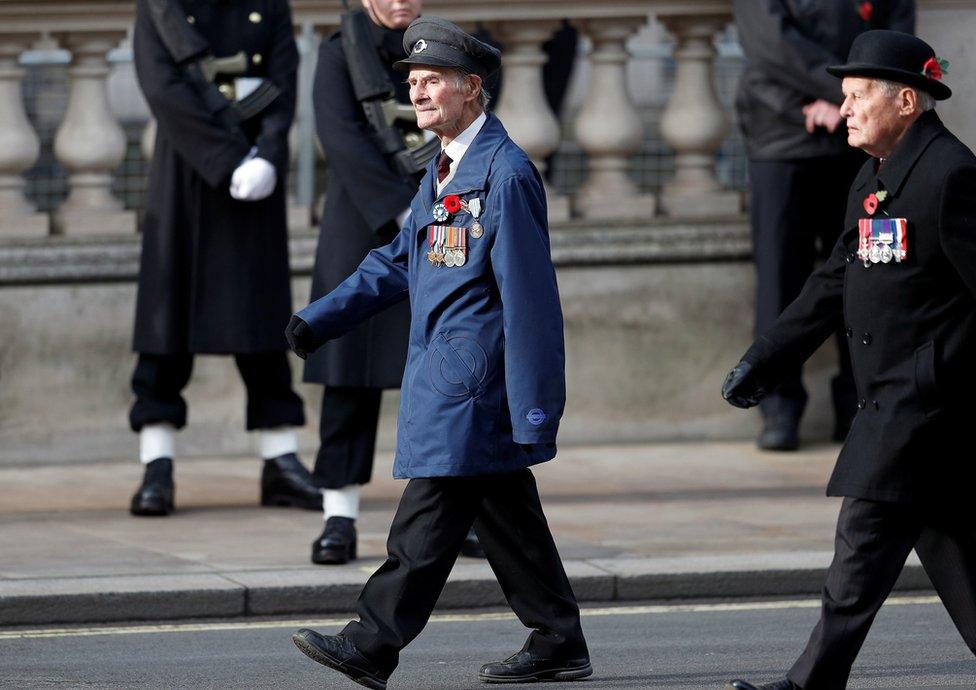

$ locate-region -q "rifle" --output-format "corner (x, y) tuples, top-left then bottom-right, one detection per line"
(340, 0), (438, 178)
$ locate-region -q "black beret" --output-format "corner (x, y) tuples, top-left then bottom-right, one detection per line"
(827, 30), (951, 100)
(393, 16), (501, 79)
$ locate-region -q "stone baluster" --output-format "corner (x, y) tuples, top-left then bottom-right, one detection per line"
(491, 20), (569, 221)
(51, 32), (135, 235)
(572, 18), (656, 220)
(657, 13), (740, 217)
(0, 34), (47, 237)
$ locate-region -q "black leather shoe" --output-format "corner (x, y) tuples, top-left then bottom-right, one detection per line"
(479, 649), (592, 683)
(260, 453), (321, 510)
(130, 457), (174, 516)
(757, 415), (800, 451)
(292, 629), (389, 689)
(460, 527), (486, 559)
(312, 517), (357, 565)
(726, 679), (801, 690)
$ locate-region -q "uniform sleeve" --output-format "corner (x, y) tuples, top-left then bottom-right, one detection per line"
(295, 221), (412, 341)
(488, 171), (566, 444)
(938, 166), (976, 300)
(885, 0), (916, 33)
(742, 229), (850, 384)
(252, 0), (298, 174)
(132, 0), (251, 188)
(312, 36), (417, 234)
(732, 0), (844, 104)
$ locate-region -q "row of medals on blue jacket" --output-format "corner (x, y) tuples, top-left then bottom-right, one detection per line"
(428, 197), (484, 267)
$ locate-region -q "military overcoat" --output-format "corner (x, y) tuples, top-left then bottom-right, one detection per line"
(303, 23), (415, 388)
(132, 0), (297, 354)
(744, 111), (976, 502)
(297, 114), (565, 478)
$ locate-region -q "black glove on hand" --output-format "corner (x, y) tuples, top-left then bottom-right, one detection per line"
(721, 361), (766, 408)
(284, 315), (321, 360)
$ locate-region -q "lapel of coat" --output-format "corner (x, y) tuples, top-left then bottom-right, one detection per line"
(876, 110), (945, 198)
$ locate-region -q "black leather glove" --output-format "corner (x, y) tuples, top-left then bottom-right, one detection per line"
(721, 360), (766, 409)
(284, 315), (321, 360)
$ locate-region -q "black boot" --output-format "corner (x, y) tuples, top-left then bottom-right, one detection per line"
(260, 452), (321, 510)
(130, 457), (174, 516)
(757, 414), (800, 451)
(311, 516), (357, 565)
(292, 629), (390, 689)
(479, 648), (592, 683)
(726, 680), (801, 690)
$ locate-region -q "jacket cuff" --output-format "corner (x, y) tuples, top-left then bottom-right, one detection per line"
(512, 427), (558, 445)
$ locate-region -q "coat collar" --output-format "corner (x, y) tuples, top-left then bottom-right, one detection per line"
(861, 110), (945, 195)
(419, 112), (509, 212)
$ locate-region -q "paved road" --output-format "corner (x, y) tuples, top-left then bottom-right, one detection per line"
(1, 597), (972, 689)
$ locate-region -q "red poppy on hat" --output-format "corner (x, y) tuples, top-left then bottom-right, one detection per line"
(443, 195), (463, 213)
(857, 1), (873, 23)
(922, 56), (943, 80)
(863, 193), (879, 215)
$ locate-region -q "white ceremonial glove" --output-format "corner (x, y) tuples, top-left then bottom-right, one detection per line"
(230, 156), (277, 201)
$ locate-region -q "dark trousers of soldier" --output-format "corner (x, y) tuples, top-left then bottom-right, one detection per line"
(788, 497), (976, 689)
(341, 468), (588, 674)
(311, 387), (381, 489)
(129, 352), (305, 431)
(749, 153), (864, 424)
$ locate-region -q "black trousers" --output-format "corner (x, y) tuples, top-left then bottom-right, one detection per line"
(342, 469), (588, 674)
(749, 154), (862, 422)
(129, 352), (305, 432)
(789, 497), (976, 689)
(311, 387), (382, 489)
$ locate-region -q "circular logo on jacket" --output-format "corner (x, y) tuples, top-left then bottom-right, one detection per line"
(413, 39), (428, 53)
(526, 408), (547, 426)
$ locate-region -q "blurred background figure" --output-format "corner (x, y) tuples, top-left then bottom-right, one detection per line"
(305, 0), (438, 564)
(127, 0), (317, 516)
(732, 0), (915, 451)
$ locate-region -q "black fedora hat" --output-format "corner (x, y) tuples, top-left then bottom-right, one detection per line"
(827, 30), (951, 100)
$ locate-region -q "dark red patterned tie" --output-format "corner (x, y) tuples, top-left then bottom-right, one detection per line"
(437, 150), (453, 184)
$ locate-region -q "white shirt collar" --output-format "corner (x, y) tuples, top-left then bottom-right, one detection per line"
(436, 111), (487, 195)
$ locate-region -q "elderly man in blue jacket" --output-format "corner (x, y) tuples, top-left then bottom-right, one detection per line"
(285, 16), (591, 690)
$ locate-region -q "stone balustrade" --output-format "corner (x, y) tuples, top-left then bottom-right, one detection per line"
(0, 0), (741, 241)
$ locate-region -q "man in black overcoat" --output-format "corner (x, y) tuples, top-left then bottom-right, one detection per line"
(733, 0), (914, 450)
(303, 0), (419, 563)
(128, 0), (319, 515)
(723, 31), (976, 690)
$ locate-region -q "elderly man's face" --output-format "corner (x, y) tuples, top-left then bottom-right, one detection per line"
(840, 77), (912, 157)
(408, 67), (479, 134)
(362, 0), (421, 30)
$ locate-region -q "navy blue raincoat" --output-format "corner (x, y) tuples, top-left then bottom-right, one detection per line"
(296, 113), (565, 478)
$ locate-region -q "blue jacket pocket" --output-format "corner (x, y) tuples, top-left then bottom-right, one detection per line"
(428, 333), (488, 398)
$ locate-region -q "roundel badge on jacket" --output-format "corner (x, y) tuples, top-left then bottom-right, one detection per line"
(526, 408), (547, 426)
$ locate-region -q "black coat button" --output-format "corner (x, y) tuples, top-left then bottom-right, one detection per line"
(846, 327), (853, 338)
(872, 400), (880, 410)
(861, 332), (872, 345)
(846, 252), (855, 264)
(857, 399), (867, 409)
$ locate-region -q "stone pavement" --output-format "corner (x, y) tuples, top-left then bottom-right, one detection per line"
(0, 442), (930, 626)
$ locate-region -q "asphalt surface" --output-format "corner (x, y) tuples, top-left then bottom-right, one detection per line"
(1, 597), (972, 689)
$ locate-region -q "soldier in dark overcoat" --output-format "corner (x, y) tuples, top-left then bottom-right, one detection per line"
(724, 31), (976, 690)
(303, 0), (420, 564)
(733, 0), (915, 450)
(127, 0), (319, 515)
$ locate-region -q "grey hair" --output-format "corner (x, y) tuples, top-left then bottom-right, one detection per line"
(452, 71), (491, 109)
(876, 78), (936, 112)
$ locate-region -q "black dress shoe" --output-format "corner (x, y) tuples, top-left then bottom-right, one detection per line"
(260, 453), (321, 510)
(479, 649), (592, 683)
(292, 629), (389, 689)
(460, 527), (486, 559)
(312, 517), (357, 565)
(757, 415), (800, 451)
(130, 457), (174, 516)
(726, 679), (801, 690)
